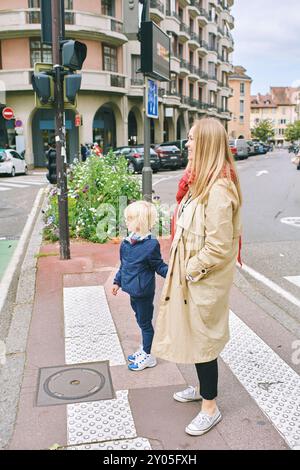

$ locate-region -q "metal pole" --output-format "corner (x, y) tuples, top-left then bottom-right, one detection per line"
(52, 0), (70, 260)
(142, 1), (152, 202)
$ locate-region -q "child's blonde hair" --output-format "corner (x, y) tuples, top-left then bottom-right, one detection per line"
(124, 201), (158, 235)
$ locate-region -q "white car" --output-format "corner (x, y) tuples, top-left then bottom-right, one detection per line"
(0, 149), (28, 176)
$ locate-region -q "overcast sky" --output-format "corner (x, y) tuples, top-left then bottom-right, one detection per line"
(231, 0), (300, 95)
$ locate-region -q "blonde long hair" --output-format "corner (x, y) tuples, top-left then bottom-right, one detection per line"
(189, 118), (242, 205)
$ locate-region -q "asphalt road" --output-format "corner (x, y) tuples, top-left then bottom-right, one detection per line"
(0, 171), (47, 278)
(153, 150), (300, 336)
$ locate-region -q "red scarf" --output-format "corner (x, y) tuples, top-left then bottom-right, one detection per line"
(171, 165), (242, 266)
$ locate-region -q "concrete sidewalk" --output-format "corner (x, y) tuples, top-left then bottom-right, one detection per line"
(5, 237), (300, 450)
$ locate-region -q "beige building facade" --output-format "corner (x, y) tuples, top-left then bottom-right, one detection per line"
(0, 0), (235, 167)
(228, 65), (252, 139)
(251, 87), (300, 145)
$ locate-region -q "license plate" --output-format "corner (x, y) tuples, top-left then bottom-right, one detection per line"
(170, 156), (177, 159)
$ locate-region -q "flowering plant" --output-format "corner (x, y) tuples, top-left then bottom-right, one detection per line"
(43, 150), (142, 243)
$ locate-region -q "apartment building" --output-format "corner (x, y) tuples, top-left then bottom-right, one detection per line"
(251, 87), (300, 145)
(0, 0), (234, 167)
(228, 65), (252, 139)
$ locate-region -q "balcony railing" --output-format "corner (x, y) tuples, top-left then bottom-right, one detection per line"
(180, 95), (190, 106)
(111, 19), (123, 33)
(166, 10), (181, 21)
(150, 0), (165, 14)
(27, 8), (74, 24)
(208, 74), (218, 81)
(199, 8), (210, 20)
(131, 78), (144, 86)
(110, 74), (125, 88)
(199, 39), (209, 50)
(180, 59), (190, 70)
(208, 44), (218, 53)
(180, 22), (190, 35)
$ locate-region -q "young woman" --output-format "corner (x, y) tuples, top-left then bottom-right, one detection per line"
(152, 117), (242, 436)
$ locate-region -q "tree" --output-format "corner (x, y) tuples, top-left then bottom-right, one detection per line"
(284, 121), (300, 142)
(251, 119), (275, 142)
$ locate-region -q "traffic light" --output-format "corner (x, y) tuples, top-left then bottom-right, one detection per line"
(46, 148), (57, 184)
(31, 63), (54, 108)
(65, 74), (82, 104)
(62, 40), (87, 71)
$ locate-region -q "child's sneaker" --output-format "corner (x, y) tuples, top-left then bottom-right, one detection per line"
(127, 346), (144, 363)
(128, 353), (157, 371)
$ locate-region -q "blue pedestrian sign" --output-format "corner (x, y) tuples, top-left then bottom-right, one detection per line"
(146, 79), (158, 119)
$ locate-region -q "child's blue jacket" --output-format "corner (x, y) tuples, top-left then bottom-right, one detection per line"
(113, 235), (168, 298)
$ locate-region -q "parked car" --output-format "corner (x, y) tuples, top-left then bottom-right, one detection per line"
(229, 139), (249, 160)
(0, 149), (28, 176)
(157, 140), (188, 167)
(154, 145), (181, 169)
(113, 146), (160, 174)
(246, 140), (256, 156)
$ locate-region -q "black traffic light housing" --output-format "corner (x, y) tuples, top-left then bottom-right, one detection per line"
(31, 72), (52, 104)
(62, 40), (87, 71)
(65, 74), (82, 104)
(46, 148), (57, 184)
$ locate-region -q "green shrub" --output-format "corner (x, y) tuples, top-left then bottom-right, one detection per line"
(43, 150), (142, 243)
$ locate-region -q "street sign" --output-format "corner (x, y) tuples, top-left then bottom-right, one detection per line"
(146, 79), (158, 119)
(2, 107), (14, 120)
(140, 21), (170, 82)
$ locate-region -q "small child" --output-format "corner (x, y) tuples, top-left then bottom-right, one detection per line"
(112, 200), (168, 371)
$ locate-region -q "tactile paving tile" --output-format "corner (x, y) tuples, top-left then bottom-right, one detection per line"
(65, 333), (126, 366)
(221, 311), (300, 449)
(64, 286), (116, 336)
(67, 437), (152, 450)
(67, 390), (137, 445)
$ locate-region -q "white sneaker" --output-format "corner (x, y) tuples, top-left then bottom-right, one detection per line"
(185, 407), (222, 436)
(128, 353), (157, 371)
(127, 346), (144, 363)
(173, 385), (202, 403)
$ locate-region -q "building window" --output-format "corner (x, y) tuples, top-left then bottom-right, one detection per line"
(239, 115), (244, 123)
(30, 39), (52, 66)
(189, 82), (194, 98)
(102, 0), (115, 17)
(131, 55), (143, 85)
(209, 91), (216, 106)
(240, 100), (244, 113)
(240, 83), (245, 95)
(103, 45), (117, 72)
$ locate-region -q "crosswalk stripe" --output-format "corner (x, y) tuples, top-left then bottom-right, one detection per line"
(221, 311), (300, 449)
(0, 182), (29, 188)
(11, 180), (45, 186)
(0, 187), (11, 191)
(284, 276), (300, 288)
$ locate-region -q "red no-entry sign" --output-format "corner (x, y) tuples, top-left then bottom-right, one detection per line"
(2, 107), (14, 120)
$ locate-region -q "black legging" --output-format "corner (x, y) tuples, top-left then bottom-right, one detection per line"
(195, 358), (218, 400)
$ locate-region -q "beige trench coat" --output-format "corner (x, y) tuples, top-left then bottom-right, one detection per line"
(152, 178), (242, 364)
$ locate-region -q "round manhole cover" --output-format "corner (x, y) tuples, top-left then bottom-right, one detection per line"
(43, 367), (106, 401)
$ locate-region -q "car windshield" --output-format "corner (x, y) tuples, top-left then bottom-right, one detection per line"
(229, 140), (235, 146)
(0, 151), (6, 162)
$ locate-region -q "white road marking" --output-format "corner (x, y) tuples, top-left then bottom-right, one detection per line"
(0, 182), (29, 188)
(0, 187), (10, 191)
(12, 180), (45, 185)
(284, 276), (300, 288)
(239, 263), (300, 309)
(222, 311), (300, 450)
(281, 217), (300, 228)
(256, 170), (269, 176)
(153, 174), (183, 187)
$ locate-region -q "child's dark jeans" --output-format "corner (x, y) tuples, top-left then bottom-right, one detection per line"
(130, 294), (155, 355)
